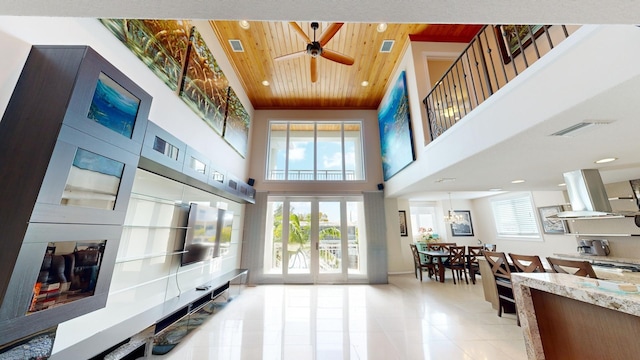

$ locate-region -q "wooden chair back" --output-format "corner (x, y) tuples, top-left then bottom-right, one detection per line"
(427, 242), (456, 252)
(484, 251), (512, 281)
(448, 246), (466, 266)
(546, 257), (597, 278)
(509, 253), (546, 273)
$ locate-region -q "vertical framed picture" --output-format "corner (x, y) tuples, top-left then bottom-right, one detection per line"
(538, 205), (568, 234)
(399, 210), (408, 236)
(495, 25), (547, 64)
(378, 71), (415, 181)
(451, 210), (474, 236)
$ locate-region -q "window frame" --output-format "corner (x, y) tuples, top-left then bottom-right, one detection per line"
(265, 120), (365, 182)
(490, 192), (542, 241)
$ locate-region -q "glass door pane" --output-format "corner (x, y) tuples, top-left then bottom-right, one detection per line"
(264, 201), (283, 274)
(318, 201), (342, 275)
(347, 201), (366, 275)
(288, 201), (311, 274)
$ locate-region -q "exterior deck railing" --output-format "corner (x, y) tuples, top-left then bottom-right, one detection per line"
(269, 169), (357, 181)
(423, 25), (574, 141)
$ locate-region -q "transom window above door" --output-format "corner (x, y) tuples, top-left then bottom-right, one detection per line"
(266, 121), (365, 181)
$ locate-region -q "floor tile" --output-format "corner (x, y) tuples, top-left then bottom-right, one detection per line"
(145, 274), (526, 359)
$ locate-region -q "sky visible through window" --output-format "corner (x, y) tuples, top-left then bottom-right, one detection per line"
(268, 121), (363, 181)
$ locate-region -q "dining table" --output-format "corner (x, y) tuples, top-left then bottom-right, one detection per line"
(418, 250), (450, 283)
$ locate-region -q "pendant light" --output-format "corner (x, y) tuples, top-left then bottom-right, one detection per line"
(444, 192), (463, 224)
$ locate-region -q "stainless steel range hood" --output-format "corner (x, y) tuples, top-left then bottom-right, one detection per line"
(554, 169), (623, 219)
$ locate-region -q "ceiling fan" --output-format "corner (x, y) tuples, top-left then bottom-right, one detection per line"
(275, 22), (355, 83)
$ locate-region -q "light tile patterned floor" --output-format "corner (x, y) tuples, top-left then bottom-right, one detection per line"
(147, 273), (526, 360)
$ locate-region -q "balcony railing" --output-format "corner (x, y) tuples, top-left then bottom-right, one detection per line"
(269, 169), (357, 181)
(423, 25), (574, 141)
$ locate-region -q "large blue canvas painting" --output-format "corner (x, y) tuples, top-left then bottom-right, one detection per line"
(378, 71), (415, 181)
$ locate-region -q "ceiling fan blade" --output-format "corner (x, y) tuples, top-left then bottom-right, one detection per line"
(319, 23), (344, 47)
(321, 49), (354, 66)
(310, 57), (318, 83)
(274, 50), (306, 61)
(288, 21), (311, 43)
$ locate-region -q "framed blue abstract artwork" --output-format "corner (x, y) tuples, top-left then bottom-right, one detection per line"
(378, 71), (415, 181)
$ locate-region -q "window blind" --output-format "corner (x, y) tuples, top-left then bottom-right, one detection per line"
(491, 194), (540, 238)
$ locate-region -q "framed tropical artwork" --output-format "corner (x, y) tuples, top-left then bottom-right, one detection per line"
(378, 71), (415, 181)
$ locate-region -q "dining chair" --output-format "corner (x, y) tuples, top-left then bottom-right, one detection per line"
(445, 246), (468, 284)
(546, 257), (598, 278)
(509, 253), (546, 273)
(466, 245), (484, 284)
(427, 242), (456, 252)
(483, 251), (519, 324)
(409, 244), (438, 281)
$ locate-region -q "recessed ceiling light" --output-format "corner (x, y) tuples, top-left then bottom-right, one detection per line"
(361, 80), (369, 87)
(261, 80), (270, 86)
(489, 188), (502, 191)
(511, 179), (526, 184)
(239, 20), (250, 29)
(376, 23), (387, 32)
(595, 157), (617, 164)
(558, 183), (566, 187)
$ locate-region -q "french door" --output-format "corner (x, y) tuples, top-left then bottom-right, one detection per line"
(264, 196), (366, 283)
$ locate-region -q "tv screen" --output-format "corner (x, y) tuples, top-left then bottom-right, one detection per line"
(181, 203), (219, 266)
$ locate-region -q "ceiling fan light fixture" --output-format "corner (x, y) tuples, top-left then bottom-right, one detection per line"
(377, 23), (388, 32)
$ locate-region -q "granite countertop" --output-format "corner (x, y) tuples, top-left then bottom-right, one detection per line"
(511, 272), (640, 317)
(554, 253), (640, 265)
(512, 272), (640, 359)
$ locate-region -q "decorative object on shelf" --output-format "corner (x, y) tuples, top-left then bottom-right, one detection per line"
(450, 210), (474, 237)
(444, 192), (464, 224)
(399, 210), (408, 237)
(378, 71), (415, 181)
(538, 205), (568, 234)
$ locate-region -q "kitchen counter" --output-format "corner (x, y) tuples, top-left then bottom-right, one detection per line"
(512, 272), (640, 359)
(554, 252), (640, 266)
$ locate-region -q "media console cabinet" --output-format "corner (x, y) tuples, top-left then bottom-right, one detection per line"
(97, 269), (248, 360)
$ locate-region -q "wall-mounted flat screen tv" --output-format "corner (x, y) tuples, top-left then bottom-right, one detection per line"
(88, 72), (141, 138)
(181, 203), (219, 266)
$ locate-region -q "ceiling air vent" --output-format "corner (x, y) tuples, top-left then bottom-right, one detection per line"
(550, 120), (613, 137)
(229, 39), (244, 52)
(380, 40), (394, 53)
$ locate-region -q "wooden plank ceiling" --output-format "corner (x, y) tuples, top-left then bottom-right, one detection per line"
(209, 21), (482, 110)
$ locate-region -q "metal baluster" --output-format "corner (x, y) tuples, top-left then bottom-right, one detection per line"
(543, 25), (554, 50)
(481, 29), (501, 94)
(464, 50), (480, 109)
(527, 25), (541, 60)
(453, 62), (469, 117)
(491, 26), (510, 87)
(514, 26), (530, 68)
(445, 72), (461, 123)
(474, 34), (494, 97)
